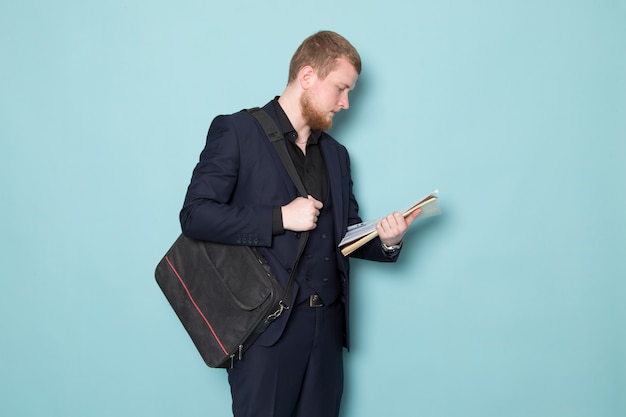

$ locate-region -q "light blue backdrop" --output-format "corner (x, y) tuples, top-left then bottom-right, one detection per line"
(1, 1), (624, 416)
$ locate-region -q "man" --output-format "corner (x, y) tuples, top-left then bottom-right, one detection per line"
(180, 30), (421, 417)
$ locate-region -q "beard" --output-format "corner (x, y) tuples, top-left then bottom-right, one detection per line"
(300, 91), (333, 131)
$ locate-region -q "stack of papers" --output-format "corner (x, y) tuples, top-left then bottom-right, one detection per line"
(339, 190), (441, 256)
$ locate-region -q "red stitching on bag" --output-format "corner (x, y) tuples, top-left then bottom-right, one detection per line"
(165, 255), (229, 357)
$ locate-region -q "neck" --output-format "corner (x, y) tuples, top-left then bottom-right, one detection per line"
(278, 88), (312, 140)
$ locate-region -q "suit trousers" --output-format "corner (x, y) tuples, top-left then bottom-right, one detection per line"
(227, 297), (345, 417)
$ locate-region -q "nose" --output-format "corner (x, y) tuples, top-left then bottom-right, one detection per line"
(339, 91), (350, 110)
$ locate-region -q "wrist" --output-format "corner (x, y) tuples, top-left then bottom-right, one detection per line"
(381, 241), (402, 252)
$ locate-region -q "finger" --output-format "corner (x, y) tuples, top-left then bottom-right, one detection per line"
(404, 208), (422, 226)
(383, 217), (395, 233)
(393, 211), (406, 223)
(375, 220), (386, 237)
(384, 214), (399, 229)
(309, 198), (324, 210)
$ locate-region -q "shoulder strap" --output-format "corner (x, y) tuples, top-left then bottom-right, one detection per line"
(246, 107), (308, 198)
(245, 107), (309, 312)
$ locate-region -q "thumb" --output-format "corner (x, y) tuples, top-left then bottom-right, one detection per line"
(308, 195), (324, 209)
(405, 208), (422, 226)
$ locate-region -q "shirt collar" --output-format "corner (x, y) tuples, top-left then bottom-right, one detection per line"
(272, 97), (322, 144)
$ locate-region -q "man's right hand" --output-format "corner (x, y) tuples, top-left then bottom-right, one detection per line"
(281, 195), (323, 232)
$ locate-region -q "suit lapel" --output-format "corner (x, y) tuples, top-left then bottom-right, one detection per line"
(320, 138), (345, 244)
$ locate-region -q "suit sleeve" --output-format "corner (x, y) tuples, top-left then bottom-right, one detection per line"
(179, 114), (274, 246)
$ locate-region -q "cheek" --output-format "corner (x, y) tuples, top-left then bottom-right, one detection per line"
(319, 90), (340, 107)
(314, 82), (339, 103)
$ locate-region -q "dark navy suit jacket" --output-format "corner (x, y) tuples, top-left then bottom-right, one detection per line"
(180, 101), (398, 348)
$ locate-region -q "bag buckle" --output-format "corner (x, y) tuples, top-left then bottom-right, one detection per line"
(266, 300), (289, 321)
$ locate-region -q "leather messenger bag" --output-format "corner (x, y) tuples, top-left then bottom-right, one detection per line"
(155, 236), (293, 368)
(155, 108), (308, 368)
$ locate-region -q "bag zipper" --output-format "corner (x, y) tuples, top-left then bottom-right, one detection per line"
(229, 344), (244, 368)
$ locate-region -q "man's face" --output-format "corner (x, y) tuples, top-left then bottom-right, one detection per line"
(301, 56), (358, 131)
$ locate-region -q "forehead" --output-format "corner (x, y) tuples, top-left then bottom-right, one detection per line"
(324, 57), (359, 89)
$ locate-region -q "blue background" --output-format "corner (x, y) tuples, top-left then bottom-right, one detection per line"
(1, 1), (624, 416)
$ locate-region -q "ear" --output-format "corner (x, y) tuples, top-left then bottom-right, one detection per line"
(298, 65), (316, 90)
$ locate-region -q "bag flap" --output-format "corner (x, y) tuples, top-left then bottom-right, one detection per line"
(159, 235), (278, 311)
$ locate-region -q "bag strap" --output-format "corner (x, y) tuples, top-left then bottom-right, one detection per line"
(246, 107), (309, 313)
(246, 107), (308, 197)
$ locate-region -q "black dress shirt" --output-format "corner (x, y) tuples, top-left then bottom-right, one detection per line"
(271, 98), (329, 235)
